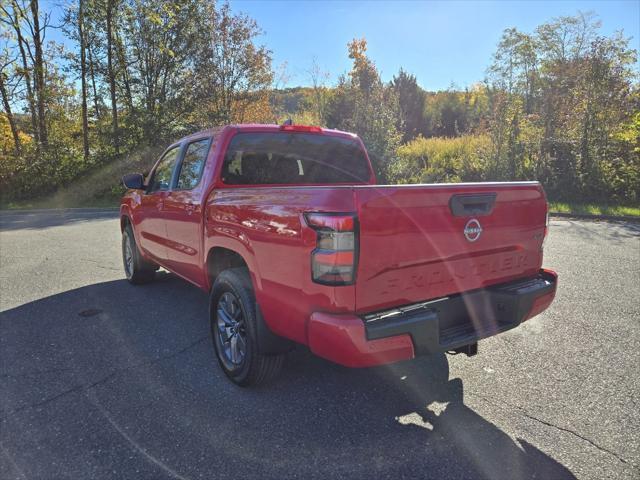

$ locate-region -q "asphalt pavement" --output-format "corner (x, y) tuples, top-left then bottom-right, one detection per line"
(1, 209), (638, 479)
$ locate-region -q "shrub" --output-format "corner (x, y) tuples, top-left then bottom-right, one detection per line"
(389, 134), (493, 184)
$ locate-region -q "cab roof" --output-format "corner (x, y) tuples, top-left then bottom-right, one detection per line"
(178, 124), (359, 143)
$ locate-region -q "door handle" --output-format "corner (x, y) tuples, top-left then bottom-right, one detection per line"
(157, 199), (164, 210)
(185, 203), (196, 215)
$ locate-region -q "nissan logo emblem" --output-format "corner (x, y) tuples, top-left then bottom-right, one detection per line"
(464, 218), (482, 242)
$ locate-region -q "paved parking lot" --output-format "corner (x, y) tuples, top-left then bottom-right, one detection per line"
(1, 210), (638, 479)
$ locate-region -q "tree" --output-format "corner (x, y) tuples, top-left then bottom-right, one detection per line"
(105, 0), (119, 154)
(0, 55), (21, 155)
(306, 57), (331, 125)
(1, 0), (40, 152)
(119, 0), (208, 141)
(391, 69), (426, 141)
(1, 4), (637, 208)
(84, 6), (102, 120)
(424, 91), (464, 137)
(29, 0), (47, 147)
(78, 0), (89, 161)
(536, 11), (600, 63)
(326, 38), (401, 181)
(202, 1), (273, 125)
(487, 12), (638, 200)
(488, 28), (538, 112)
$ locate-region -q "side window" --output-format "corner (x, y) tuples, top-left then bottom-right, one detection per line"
(176, 138), (211, 190)
(148, 146), (181, 193)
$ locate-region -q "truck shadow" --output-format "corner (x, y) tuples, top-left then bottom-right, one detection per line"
(279, 349), (576, 480)
(0, 273), (575, 479)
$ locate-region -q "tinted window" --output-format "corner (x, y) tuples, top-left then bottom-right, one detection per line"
(177, 139), (210, 190)
(221, 132), (371, 185)
(148, 146), (180, 192)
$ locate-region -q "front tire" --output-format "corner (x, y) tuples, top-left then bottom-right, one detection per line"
(210, 268), (284, 386)
(122, 225), (156, 284)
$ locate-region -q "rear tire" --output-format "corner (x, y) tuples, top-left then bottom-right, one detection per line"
(122, 225), (156, 284)
(210, 268), (285, 386)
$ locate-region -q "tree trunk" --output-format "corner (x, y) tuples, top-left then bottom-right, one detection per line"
(106, 0), (119, 155)
(17, 41), (38, 148)
(115, 31), (134, 113)
(0, 72), (22, 155)
(9, 1), (39, 151)
(78, 0), (90, 162)
(30, 0), (48, 148)
(86, 42), (100, 119)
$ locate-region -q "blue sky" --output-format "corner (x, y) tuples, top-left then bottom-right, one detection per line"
(43, 0), (639, 91)
(229, 0), (640, 90)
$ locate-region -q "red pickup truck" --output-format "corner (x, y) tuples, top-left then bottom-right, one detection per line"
(120, 124), (557, 386)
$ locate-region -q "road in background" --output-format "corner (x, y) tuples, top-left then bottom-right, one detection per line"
(1, 210), (639, 479)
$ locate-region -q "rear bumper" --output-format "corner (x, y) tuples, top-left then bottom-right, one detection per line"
(308, 269), (557, 367)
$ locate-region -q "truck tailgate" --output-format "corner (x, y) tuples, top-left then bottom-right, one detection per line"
(354, 182), (547, 314)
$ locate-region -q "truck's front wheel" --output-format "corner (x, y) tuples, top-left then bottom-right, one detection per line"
(122, 225), (156, 284)
(210, 268), (284, 386)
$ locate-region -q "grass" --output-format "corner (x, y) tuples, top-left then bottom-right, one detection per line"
(549, 202), (640, 218)
(1, 145), (163, 212)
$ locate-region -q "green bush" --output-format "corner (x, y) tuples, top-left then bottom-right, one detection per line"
(389, 135), (493, 184)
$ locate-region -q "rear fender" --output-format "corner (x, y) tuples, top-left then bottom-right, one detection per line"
(205, 237), (293, 355)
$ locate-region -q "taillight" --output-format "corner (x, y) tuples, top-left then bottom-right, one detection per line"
(305, 212), (357, 285)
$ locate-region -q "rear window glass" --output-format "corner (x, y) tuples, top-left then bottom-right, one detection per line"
(221, 132), (371, 185)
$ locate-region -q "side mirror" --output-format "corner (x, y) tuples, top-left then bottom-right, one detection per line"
(122, 173), (145, 190)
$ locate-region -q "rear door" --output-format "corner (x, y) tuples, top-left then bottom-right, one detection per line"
(163, 137), (213, 285)
(138, 145), (182, 262)
(353, 183), (547, 314)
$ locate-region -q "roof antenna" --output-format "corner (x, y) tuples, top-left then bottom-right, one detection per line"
(282, 118), (293, 126)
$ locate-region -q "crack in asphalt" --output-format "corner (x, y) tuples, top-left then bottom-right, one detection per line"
(0, 336), (209, 422)
(94, 265), (121, 272)
(474, 393), (638, 472)
(517, 409), (638, 471)
(79, 257), (121, 271)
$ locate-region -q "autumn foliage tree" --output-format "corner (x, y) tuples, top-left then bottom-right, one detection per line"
(485, 12), (639, 201)
(0, 0), (274, 200)
(391, 12), (638, 204)
(326, 38), (401, 181)
(0, 6), (637, 206)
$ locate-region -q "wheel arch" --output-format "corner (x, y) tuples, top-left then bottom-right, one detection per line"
(206, 247), (250, 289)
(206, 246), (293, 355)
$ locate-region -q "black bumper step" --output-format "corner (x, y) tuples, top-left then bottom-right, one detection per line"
(363, 270), (557, 355)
